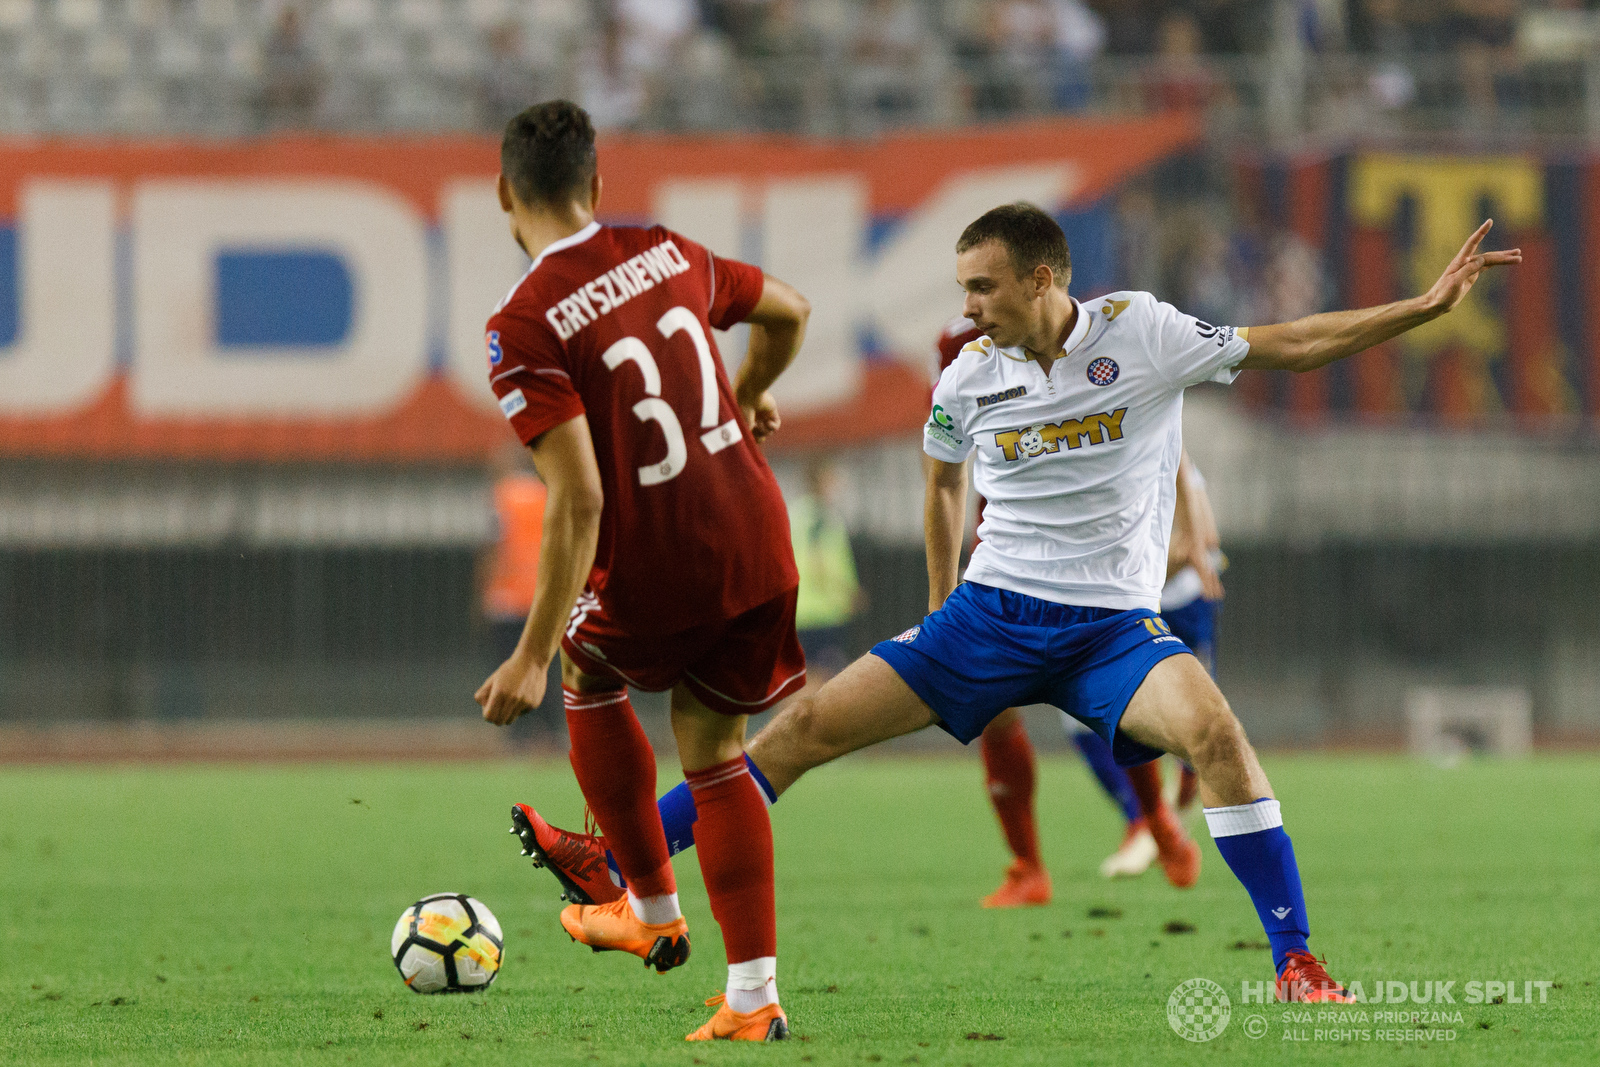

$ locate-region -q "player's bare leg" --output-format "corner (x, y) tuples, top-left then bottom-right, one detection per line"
(552, 656), (691, 973)
(671, 689), (788, 1041)
(748, 653), (938, 796)
(976, 708), (1050, 908)
(1118, 655), (1351, 1002)
(1117, 654), (1268, 805)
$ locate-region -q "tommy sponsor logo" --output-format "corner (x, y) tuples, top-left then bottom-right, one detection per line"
(498, 388), (527, 419)
(545, 240), (694, 341)
(994, 408), (1127, 461)
(976, 385), (1027, 408)
(1195, 321), (1238, 348)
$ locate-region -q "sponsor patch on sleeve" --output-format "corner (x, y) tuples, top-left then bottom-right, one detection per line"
(498, 388), (527, 419)
(926, 403), (962, 448)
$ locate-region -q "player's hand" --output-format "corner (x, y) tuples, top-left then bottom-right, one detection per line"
(1193, 544), (1225, 601)
(739, 389), (781, 443)
(1423, 220), (1521, 316)
(475, 653), (547, 726)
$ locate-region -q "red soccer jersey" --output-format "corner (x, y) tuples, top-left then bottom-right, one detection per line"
(933, 315), (982, 381)
(933, 315), (987, 539)
(486, 222), (797, 635)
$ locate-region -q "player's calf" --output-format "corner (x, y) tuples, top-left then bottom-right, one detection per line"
(1183, 701), (1266, 808)
(1121, 657), (1332, 983)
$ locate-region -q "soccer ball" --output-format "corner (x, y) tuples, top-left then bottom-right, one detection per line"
(390, 893), (503, 994)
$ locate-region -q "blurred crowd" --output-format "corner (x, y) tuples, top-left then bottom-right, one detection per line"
(1117, 166), (1329, 342)
(0, 0), (1593, 135)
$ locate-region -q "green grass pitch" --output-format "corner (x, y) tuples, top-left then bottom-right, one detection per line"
(3, 753), (1597, 1065)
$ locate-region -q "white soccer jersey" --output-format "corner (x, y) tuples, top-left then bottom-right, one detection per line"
(924, 291), (1248, 611)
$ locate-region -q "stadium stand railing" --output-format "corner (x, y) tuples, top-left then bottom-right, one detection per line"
(0, 0), (1598, 140)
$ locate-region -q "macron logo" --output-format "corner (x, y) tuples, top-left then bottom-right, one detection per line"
(1272, 907), (1293, 919)
(499, 388), (527, 420)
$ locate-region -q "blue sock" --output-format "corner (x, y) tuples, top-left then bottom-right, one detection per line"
(657, 775), (700, 856)
(1071, 729), (1141, 824)
(1204, 798), (1310, 973)
(604, 752), (777, 885)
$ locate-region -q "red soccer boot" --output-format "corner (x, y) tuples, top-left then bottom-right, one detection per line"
(510, 803), (625, 905)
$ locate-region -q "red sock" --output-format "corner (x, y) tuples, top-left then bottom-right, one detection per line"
(1177, 764), (1199, 809)
(685, 756), (776, 963)
(1125, 759), (1168, 820)
(563, 688), (675, 898)
(980, 716), (1040, 865)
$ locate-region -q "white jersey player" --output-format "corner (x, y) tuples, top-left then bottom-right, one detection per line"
(697, 203), (1517, 1003)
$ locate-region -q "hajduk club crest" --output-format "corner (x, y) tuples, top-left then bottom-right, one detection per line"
(1086, 357), (1119, 386)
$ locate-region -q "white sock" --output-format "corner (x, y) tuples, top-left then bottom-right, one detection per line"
(626, 890), (681, 926)
(724, 957), (779, 1013)
(1203, 798), (1283, 838)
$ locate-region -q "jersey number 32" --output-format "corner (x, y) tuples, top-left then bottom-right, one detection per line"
(602, 306), (743, 487)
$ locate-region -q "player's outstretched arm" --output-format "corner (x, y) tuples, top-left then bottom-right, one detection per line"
(476, 416), (604, 726)
(924, 455), (969, 613)
(734, 274), (810, 442)
(1238, 220), (1521, 373)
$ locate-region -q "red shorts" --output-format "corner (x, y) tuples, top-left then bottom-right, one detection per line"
(561, 587), (807, 717)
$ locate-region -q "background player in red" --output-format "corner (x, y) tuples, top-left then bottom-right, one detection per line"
(472, 100), (811, 1043)
(931, 316), (1201, 907)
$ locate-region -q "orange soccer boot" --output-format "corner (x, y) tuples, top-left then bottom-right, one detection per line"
(685, 992), (789, 1042)
(510, 803), (625, 906)
(1147, 805), (1202, 889)
(981, 858), (1052, 908)
(1276, 951), (1356, 1003)
(559, 896), (691, 973)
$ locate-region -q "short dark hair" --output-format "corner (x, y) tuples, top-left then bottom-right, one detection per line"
(956, 202), (1071, 288)
(501, 100), (597, 208)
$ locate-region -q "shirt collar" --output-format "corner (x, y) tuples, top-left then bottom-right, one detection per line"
(1058, 298), (1090, 357)
(529, 220), (601, 273)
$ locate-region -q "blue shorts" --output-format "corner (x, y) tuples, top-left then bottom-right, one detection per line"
(871, 582), (1193, 766)
(1163, 598), (1218, 678)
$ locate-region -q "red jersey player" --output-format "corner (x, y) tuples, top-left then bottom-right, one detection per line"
(473, 101), (810, 1043)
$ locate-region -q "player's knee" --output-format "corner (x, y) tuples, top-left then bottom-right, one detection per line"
(1187, 694), (1246, 774)
(560, 653), (621, 694)
(780, 694), (825, 748)
(774, 693), (845, 763)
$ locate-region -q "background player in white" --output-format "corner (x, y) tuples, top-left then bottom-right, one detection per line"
(739, 203), (1519, 1002)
